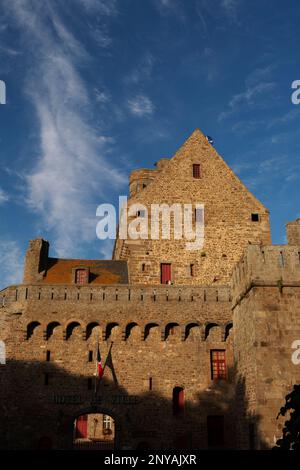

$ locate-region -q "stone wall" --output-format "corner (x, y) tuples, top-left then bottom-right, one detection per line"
(232, 244), (300, 449)
(0, 283), (234, 450)
(114, 129), (271, 286)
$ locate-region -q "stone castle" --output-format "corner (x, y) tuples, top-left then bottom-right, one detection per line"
(1, 129), (300, 450)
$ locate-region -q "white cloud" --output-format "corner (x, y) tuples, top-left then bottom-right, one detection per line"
(0, 240), (23, 289)
(128, 95), (155, 117)
(0, 188), (9, 204)
(6, 1), (126, 257)
(229, 82), (275, 108)
(219, 63), (277, 122)
(219, 82), (276, 121)
(94, 88), (111, 104)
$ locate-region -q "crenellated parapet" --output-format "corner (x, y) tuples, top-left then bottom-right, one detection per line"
(0, 283), (231, 306)
(231, 244), (300, 307)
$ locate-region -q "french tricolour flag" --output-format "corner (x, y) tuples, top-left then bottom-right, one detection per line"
(96, 342), (104, 379)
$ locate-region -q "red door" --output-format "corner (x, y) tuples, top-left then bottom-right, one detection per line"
(161, 263), (172, 284)
(75, 415), (88, 438)
(173, 387), (184, 415)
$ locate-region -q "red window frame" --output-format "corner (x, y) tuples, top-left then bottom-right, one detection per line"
(75, 269), (88, 285)
(211, 350), (226, 380)
(193, 164), (201, 179)
(161, 263), (172, 284)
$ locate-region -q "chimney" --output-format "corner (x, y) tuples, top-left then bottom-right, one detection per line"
(23, 238), (49, 284)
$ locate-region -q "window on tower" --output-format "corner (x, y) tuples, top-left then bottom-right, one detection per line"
(210, 350), (227, 380)
(193, 164), (201, 178)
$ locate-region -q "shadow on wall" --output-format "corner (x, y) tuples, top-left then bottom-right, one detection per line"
(0, 358), (268, 450)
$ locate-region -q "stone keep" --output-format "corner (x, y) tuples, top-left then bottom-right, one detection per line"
(0, 129), (299, 450)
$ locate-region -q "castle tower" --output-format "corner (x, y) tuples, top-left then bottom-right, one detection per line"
(232, 222), (300, 448)
(113, 129), (271, 285)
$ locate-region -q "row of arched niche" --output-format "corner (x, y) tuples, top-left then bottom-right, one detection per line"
(25, 321), (233, 342)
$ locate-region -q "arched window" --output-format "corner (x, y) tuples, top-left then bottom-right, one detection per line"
(225, 323), (233, 341)
(144, 323), (159, 340)
(0, 341), (5, 365)
(26, 321), (41, 340)
(173, 387), (184, 416)
(65, 322), (81, 340)
(86, 322), (100, 340)
(46, 321), (61, 340)
(106, 323), (119, 340)
(124, 322), (139, 340)
(165, 323), (179, 340)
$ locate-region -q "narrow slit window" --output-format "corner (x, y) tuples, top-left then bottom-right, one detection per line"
(193, 164), (201, 179)
(190, 264), (195, 276)
(88, 350), (93, 362)
(46, 350), (51, 362)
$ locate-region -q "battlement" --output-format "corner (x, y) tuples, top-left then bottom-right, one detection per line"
(0, 283), (231, 307)
(231, 244), (300, 306)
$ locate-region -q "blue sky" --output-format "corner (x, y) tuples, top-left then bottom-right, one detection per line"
(0, 0), (300, 288)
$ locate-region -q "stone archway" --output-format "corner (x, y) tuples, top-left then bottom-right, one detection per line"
(71, 408), (121, 450)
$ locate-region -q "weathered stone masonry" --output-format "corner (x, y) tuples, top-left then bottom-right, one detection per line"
(0, 129), (299, 450)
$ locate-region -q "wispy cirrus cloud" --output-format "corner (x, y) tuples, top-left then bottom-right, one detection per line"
(219, 64), (276, 122)
(0, 188), (9, 205)
(0, 239), (23, 289)
(6, 0), (125, 257)
(128, 94), (155, 117)
(125, 54), (155, 85)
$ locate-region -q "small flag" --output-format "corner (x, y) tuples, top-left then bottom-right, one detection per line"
(96, 342), (104, 379)
(206, 135), (214, 145)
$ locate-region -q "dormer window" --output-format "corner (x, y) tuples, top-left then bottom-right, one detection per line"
(193, 164), (201, 179)
(75, 268), (89, 285)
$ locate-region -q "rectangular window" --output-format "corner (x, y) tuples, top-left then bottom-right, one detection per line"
(211, 350), (226, 380)
(190, 264), (195, 276)
(207, 416), (224, 447)
(251, 213), (259, 222)
(161, 263), (172, 284)
(195, 208), (203, 224)
(193, 164), (201, 179)
(75, 269), (88, 285)
(149, 377), (153, 391)
(88, 350), (93, 362)
(46, 350), (51, 362)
